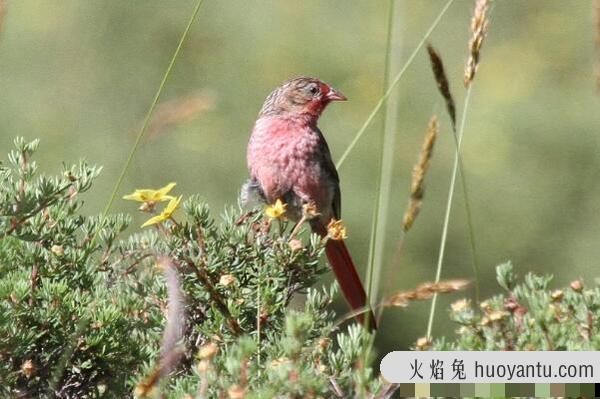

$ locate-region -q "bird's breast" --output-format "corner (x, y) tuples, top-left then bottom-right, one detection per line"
(247, 117), (330, 209)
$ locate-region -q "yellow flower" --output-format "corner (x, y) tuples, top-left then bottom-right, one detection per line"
(570, 279), (583, 293)
(451, 298), (470, 313)
(123, 182), (176, 203)
(302, 202), (319, 218)
(228, 385), (245, 399)
(551, 289), (564, 301)
(51, 245), (64, 256)
(488, 310), (509, 322)
(269, 357), (291, 369)
(141, 195), (182, 227)
(21, 359), (36, 378)
(327, 219), (348, 241)
(219, 274), (236, 287)
(198, 342), (219, 360)
(415, 337), (431, 350)
(197, 359), (211, 373)
(316, 337), (330, 351)
(264, 199), (287, 219)
(288, 238), (304, 251)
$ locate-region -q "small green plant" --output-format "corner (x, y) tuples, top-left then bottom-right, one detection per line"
(434, 262), (600, 351)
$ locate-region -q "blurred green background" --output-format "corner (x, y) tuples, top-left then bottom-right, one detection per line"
(1, 1), (599, 353)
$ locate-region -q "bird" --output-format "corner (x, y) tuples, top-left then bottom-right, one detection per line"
(242, 76), (376, 329)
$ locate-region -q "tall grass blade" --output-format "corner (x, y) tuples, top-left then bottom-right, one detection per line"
(426, 0), (491, 339)
(365, 0), (397, 328)
(50, 0), (206, 389)
(99, 0), (205, 225)
(426, 44), (480, 300)
(336, 0), (456, 170)
(368, 0), (407, 309)
(361, 2), (397, 390)
(426, 86), (472, 338)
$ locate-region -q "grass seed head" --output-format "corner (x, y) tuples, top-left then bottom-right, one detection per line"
(402, 116), (439, 232)
(464, 0), (491, 87)
(427, 44), (456, 130)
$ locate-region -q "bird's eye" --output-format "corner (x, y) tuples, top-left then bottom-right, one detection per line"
(308, 85), (320, 96)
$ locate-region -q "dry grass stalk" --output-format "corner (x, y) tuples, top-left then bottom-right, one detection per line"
(384, 279), (469, 308)
(427, 44), (456, 130)
(402, 116), (439, 232)
(464, 0), (491, 87)
(135, 348), (184, 397)
(141, 89), (216, 142)
(595, 0), (600, 92)
(373, 383), (401, 399)
(160, 257), (185, 358)
(136, 256), (186, 397)
(415, 336), (432, 350)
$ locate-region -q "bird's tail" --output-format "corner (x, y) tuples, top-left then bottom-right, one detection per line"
(313, 222), (377, 330)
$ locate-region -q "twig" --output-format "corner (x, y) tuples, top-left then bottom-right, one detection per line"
(373, 383), (400, 399)
(29, 263), (39, 307)
(185, 258), (243, 335)
(595, 0), (600, 92)
(329, 377), (345, 398)
(364, 0), (398, 333)
(1, 183), (72, 239)
(256, 262), (262, 377)
(136, 257), (186, 398)
(95, 0), (205, 242)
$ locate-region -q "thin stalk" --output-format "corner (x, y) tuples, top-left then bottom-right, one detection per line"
(50, 1), (206, 389)
(335, 0), (456, 170)
(451, 131), (480, 301)
(98, 0), (205, 228)
(365, 0), (396, 327)
(426, 85), (473, 338)
(360, 3), (397, 393)
(367, 0), (404, 310)
(256, 266), (262, 377)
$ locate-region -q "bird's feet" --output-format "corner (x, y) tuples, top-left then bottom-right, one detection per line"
(235, 210), (258, 226)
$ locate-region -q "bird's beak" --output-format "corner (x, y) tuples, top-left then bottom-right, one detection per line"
(326, 87), (347, 101)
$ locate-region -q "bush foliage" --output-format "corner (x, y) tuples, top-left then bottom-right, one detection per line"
(434, 262), (600, 351)
(0, 139), (379, 398)
(0, 138), (163, 397)
(2, 139), (599, 397)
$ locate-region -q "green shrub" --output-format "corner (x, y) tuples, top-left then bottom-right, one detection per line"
(434, 262), (600, 351)
(0, 138), (380, 398)
(0, 138), (164, 397)
(8, 138), (596, 398)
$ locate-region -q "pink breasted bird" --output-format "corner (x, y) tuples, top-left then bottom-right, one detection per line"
(243, 76), (376, 329)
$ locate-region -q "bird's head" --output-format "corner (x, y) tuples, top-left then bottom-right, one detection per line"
(259, 76), (347, 120)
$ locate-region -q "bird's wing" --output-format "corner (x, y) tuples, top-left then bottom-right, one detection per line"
(315, 127), (341, 219)
(240, 178), (266, 208)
